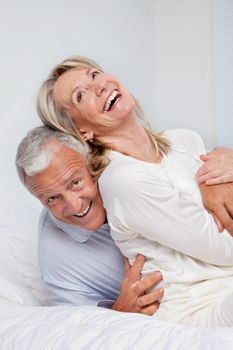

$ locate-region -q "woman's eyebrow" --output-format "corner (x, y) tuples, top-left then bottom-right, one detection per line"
(86, 67), (92, 76)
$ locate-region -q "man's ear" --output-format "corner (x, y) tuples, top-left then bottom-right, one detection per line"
(79, 129), (94, 142)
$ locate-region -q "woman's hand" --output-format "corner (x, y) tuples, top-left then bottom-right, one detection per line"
(196, 147), (233, 185)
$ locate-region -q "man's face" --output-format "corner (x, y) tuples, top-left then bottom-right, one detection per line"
(26, 142), (106, 231)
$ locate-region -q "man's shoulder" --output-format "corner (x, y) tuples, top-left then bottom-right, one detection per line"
(38, 208), (65, 240)
(39, 209), (84, 237)
(38, 208), (110, 246)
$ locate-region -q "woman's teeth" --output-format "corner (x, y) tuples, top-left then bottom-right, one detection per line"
(104, 90), (120, 112)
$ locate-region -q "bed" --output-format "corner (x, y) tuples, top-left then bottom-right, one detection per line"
(0, 226), (232, 349)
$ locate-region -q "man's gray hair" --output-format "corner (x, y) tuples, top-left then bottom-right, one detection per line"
(16, 126), (89, 188)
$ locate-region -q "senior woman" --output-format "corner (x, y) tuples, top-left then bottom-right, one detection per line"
(37, 56), (233, 327)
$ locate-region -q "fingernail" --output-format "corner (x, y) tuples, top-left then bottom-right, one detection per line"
(159, 288), (164, 296)
(137, 254), (145, 261)
(155, 271), (162, 279)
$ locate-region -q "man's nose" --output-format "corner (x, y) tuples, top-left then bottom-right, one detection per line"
(64, 193), (82, 212)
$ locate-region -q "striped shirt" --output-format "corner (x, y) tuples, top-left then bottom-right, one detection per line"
(38, 208), (124, 306)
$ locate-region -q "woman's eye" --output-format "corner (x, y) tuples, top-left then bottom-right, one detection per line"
(92, 71), (99, 80)
(73, 180), (82, 188)
(76, 91), (84, 103)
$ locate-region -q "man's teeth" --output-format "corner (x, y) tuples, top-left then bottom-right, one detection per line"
(74, 204), (91, 217)
(104, 90), (119, 112)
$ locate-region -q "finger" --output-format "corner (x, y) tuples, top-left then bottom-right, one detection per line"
(225, 201), (233, 218)
(137, 288), (164, 307)
(199, 154), (209, 162)
(140, 302), (160, 316)
(205, 177), (228, 185)
(127, 254), (146, 282)
(206, 173), (233, 185)
(124, 257), (131, 275)
(134, 271), (162, 295)
(213, 206), (233, 236)
(224, 218), (233, 236)
(196, 160), (222, 178)
(212, 214), (224, 232)
(196, 174), (208, 184)
(196, 164), (208, 177)
(196, 166), (212, 182)
(196, 170), (222, 184)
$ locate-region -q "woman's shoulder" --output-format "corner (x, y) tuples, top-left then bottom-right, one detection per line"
(100, 151), (141, 181)
(163, 128), (206, 155)
(99, 149), (168, 200)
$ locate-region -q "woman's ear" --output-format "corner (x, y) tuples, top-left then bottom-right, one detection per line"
(79, 129), (94, 142)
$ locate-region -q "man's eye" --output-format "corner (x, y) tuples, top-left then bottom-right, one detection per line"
(92, 71), (99, 80)
(47, 195), (59, 204)
(76, 91), (84, 103)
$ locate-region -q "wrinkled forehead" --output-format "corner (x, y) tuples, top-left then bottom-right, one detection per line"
(53, 68), (87, 107)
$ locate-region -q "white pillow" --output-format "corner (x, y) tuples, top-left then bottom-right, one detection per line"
(0, 226), (48, 305)
(0, 276), (40, 305)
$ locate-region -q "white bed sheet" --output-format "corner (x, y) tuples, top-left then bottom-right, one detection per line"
(0, 304), (233, 350)
(0, 226), (232, 349)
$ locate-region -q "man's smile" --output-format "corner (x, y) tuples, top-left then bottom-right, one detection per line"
(73, 202), (92, 218)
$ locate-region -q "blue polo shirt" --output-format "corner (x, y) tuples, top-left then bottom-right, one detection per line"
(38, 209), (124, 306)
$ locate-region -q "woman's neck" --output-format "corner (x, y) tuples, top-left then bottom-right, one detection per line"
(97, 120), (162, 163)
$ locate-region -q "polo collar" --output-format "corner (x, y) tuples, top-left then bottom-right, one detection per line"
(49, 212), (95, 243)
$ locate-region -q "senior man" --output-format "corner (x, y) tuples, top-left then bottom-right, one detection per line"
(16, 126), (163, 314)
(16, 126), (233, 314)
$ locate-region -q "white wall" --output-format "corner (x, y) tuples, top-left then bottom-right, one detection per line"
(0, 0), (217, 230)
(152, 0), (215, 150)
(0, 0), (155, 229)
(214, 0), (233, 148)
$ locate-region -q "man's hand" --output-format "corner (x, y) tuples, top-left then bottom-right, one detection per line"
(199, 182), (233, 235)
(196, 147), (233, 185)
(112, 255), (163, 316)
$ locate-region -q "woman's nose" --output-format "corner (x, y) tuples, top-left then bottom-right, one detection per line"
(93, 79), (106, 96)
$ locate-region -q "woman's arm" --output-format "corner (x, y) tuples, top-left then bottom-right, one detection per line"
(100, 163), (233, 267)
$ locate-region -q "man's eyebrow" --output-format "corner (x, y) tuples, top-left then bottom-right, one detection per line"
(64, 170), (83, 185)
(39, 192), (59, 200)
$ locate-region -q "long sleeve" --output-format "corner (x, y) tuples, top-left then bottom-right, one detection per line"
(99, 131), (233, 267)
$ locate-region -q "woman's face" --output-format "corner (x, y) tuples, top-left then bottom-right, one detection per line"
(53, 67), (135, 137)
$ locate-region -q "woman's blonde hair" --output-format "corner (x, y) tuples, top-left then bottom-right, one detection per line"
(37, 55), (170, 179)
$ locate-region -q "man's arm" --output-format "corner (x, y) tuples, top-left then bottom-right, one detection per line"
(199, 182), (233, 235)
(43, 254), (163, 316)
(39, 210), (163, 314)
(196, 147), (233, 235)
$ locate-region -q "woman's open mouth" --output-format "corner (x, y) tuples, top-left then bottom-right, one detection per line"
(103, 90), (121, 112)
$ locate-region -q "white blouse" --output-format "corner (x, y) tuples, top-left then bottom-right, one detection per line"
(99, 129), (233, 325)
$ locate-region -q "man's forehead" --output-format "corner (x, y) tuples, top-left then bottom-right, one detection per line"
(48, 141), (86, 164)
(26, 145), (87, 195)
